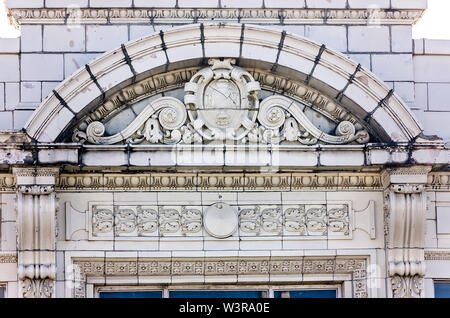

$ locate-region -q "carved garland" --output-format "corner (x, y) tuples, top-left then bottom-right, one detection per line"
(73, 59), (369, 146)
(71, 256), (368, 298)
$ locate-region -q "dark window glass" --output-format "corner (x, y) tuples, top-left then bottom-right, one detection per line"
(0, 286), (5, 298)
(435, 283), (450, 298)
(274, 290), (336, 298)
(99, 291), (163, 298)
(169, 290), (263, 298)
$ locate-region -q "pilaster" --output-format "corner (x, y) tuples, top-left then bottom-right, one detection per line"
(12, 167), (60, 298)
(383, 166), (431, 298)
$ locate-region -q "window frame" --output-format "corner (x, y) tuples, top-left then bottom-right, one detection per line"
(95, 283), (341, 299)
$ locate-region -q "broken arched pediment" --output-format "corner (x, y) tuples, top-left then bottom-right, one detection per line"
(24, 23), (432, 146)
(72, 58), (370, 146)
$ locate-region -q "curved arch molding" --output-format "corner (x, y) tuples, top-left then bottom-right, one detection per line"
(25, 23), (425, 144)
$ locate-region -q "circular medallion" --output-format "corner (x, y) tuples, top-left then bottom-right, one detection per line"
(203, 202), (238, 239)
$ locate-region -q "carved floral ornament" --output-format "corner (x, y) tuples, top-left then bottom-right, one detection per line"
(73, 58), (370, 146)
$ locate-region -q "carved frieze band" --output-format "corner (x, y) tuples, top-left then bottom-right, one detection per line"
(11, 8), (423, 25)
(57, 172), (383, 191)
(87, 202), (352, 239)
(72, 256), (368, 298)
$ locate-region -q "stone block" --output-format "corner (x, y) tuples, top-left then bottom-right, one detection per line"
(89, 0), (132, 6)
(391, 26), (412, 53)
(424, 39), (450, 55)
(348, 0), (389, 8)
(421, 112), (450, 140)
(20, 82), (41, 103)
(348, 26), (390, 52)
(391, 0), (427, 9)
(5, 83), (19, 110)
(45, 0), (89, 7)
(13, 110), (34, 129)
(0, 55), (19, 82)
(20, 25), (42, 52)
(86, 25), (128, 52)
(393, 81), (414, 103)
(1, 222), (16, 251)
(0, 84), (3, 110)
(305, 0), (346, 8)
(43, 25), (86, 52)
(129, 25), (171, 41)
(428, 84), (450, 111)
(64, 53), (100, 78)
(179, 0), (219, 7)
(346, 53), (371, 71)
(0, 38), (19, 53)
(0, 263), (17, 281)
(414, 83), (427, 110)
(0, 112), (13, 129)
(437, 206), (450, 234)
(41, 82), (59, 100)
(414, 56), (450, 83)
(305, 25), (347, 52)
(6, 0), (43, 8)
(372, 54), (413, 81)
(413, 39), (424, 55)
(222, 0), (263, 8)
(425, 219), (437, 248)
(237, 192), (281, 205)
(21, 54), (64, 81)
(134, 0), (176, 6)
(265, 0), (306, 8)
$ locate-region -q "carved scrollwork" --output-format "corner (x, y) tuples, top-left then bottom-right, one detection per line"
(180, 207), (202, 234)
(284, 206), (307, 234)
(158, 207), (180, 234)
(72, 58), (372, 146)
(73, 97), (187, 145)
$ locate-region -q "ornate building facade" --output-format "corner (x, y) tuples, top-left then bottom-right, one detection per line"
(0, 0), (449, 298)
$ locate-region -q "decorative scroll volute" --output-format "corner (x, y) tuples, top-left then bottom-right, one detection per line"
(72, 58), (370, 146)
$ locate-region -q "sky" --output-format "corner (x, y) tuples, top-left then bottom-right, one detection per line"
(0, 0), (449, 38)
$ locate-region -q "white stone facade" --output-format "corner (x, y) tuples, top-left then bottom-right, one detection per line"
(0, 0), (449, 299)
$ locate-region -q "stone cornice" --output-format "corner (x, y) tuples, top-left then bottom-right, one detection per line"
(72, 255), (368, 298)
(9, 7), (425, 25)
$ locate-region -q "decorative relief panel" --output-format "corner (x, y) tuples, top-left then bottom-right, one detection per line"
(85, 201), (354, 240)
(72, 58), (370, 146)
